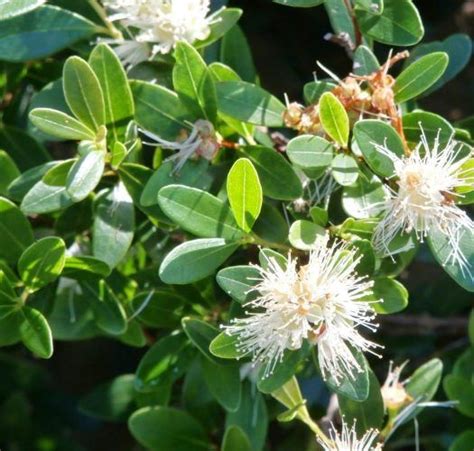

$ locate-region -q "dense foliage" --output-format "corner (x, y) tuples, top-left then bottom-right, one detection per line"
(0, 0), (473, 450)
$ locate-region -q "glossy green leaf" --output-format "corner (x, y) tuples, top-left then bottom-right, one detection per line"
(29, 108), (95, 141)
(319, 92), (349, 147)
(353, 120), (404, 177)
(0, 0), (45, 19)
(450, 431), (474, 451)
(182, 317), (221, 363)
(0, 151), (20, 197)
(79, 374), (136, 422)
(18, 237), (66, 292)
(66, 150), (105, 202)
(240, 146), (302, 200)
(216, 81), (285, 127)
(444, 375), (474, 418)
(287, 135), (334, 172)
(62, 256), (110, 280)
(353, 46), (380, 76)
(0, 5), (97, 62)
(131, 291), (184, 329)
(129, 406), (210, 451)
(209, 332), (245, 359)
(63, 56), (105, 131)
(331, 153), (359, 186)
(173, 41), (217, 123)
(274, 0), (323, 6)
(222, 426), (252, 451)
(89, 43), (135, 144)
(355, 0), (423, 46)
(201, 356), (241, 411)
(20, 307), (53, 358)
(342, 176), (386, 219)
(395, 52), (449, 103)
(303, 80), (336, 104)
(253, 203), (289, 244)
(20, 179), (74, 215)
(402, 111), (454, 146)
(216, 265), (260, 304)
(0, 197), (34, 263)
(371, 277), (408, 314)
(324, 0), (356, 44)
(159, 238), (239, 285)
(131, 80), (191, 141)
(195, 8), (243, 48)
(289, 220), (327, 250)
(227, 158), (262, 232)
(158, 185), (244, 240)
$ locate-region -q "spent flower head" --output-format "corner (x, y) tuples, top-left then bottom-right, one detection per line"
(373, 130), (474, 274)
(223, 236), (381, 382)
(318, 420), (382, 451)
(103, 0), (217, 56)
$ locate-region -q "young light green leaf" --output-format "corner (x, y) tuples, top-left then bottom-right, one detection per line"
(29, 108), (96, 141)
(209, 332), (245, 359)
(89, 43), (135, 144)
(66, 150), (105, 202)
(319, 92), (349, 147)
(20, 306), (53, 358)
(227, 158), (262, 232)
(216, 81), (285, 127)
(394, 52), (449, 103)
(159, 239), (239, 285)
(0, 197), (34, 263)
(158, 185), (244, 240)
(18, 237), (66, 292)
(173, 41), (217, 123)
(63, 56), (105, 132)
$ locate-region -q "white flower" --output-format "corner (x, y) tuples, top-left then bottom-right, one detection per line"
(373, 130), (474, 274)
(318, 421), (382, 451)
(222, 236), (381, 382)
(103, 0), (217, 55)
(140, 119), (219, 173)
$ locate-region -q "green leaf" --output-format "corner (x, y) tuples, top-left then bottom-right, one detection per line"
(201, 356), (241, 412)
(331, 153), (359, 186)
(89, 43), (135, 144)
(222, 426), (252, 451)
(353, 120), (404, 177)
(394, 52), (449, 103)
(310, 206), (328, 226)
(131, 80), (191, 141)
(18, 237), (66, 292)
(353, 46), (380, 76)
(405, 358), (443, 420)
(159, 238), (239, 285)
(216, 81), (285, 127)
(319, 92), (349, 147)
(216, 265), (260, 304)
(324, 0), (356, 44)
(287, 135), (334, 173)
(20, 307), (53, 358)
(209, 332), (245, 359)
(469, 310), (474, 346)
(63, 56), (105, 131)
(338, 370), (384, 434)
(227, 158), (262, 232)
(303, 81), (336, 104)
(129, 406), (210, 451)
(274, 0), (324, 6)
(93, 183), (134, 269)
(0, 151), (20, 197)
(66, 150), (105, 202)
(342, 176), (386, 219)
(135, 334), (187, 392)
(7, 162), (55, 201)
(0, 197), (34, 263)
(195, 8), (243, 48)
(158, 185), (244, 240)
(79, 374), (136, 422)
(182, 317), (221, 363)
(62, 256), (110, 280)
(428, 225), (474, 292)
(173, 41), (217, 123)
(0, 0), (45, 19)
(253, 203), (289, 244)
(289, 220), (327, 250)
(371, 277), (408, 314)
(20, 179), (74, 215)
(0, 5), (97, 62)
(240, 146), (302, 200)
(402, 111), (454, 146)
(323, 349), (371, 401)
(226, 381), (268, 451)
(444, 375), (474, 418)
(449, 430), (474, 451)
(355, 0), (423, 46)
(29, 108), (95, 141)
(141, 159), (213, 207)
(131, 291), (184, 329)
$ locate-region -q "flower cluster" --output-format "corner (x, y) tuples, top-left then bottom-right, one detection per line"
(103, 0), (216, 56)
(373, 132), (474, 274)
(318, 421), (382, 451)
(223, 236), (381, 383)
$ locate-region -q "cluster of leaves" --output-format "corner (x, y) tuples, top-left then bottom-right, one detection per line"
(0, 0), (472, 450)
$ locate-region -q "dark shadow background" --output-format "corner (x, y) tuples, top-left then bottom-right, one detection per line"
(0, 1), (472, 450)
